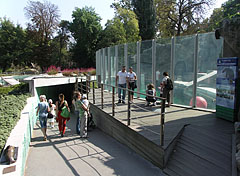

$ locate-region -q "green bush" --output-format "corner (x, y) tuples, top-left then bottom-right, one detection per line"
(0, 83), (30, 153)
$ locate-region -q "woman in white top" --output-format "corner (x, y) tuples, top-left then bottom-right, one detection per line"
(48, 99), (56, 128)
(127, 67), (137, 102)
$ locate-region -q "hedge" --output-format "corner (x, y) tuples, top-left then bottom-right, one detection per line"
(0, 83), (30, 153)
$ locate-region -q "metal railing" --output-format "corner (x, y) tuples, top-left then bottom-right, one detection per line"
(77, 78), (166, 146)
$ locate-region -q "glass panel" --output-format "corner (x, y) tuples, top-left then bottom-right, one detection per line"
(197, 32), (223, 110)
(127, 42), (137, 96)
(104, 48), (108, 86)
(174, 35), (195, 106)
(156, 38), (172, 97)
(110, 46), (116, 90)
(118, 44), (125, 69)
(100, 49), (103, 83)
(140, 40), (153, 98)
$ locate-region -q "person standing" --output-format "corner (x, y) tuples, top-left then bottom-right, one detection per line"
(72, 91), (80, 134)
(36, 95), (49, 141)
(161, 72), (171, 107)
(127, 67), (137, 102)
(116, 66), (128, 104)
(48, 99), (56, 128)
(75, 94), (89, 138)
(56, 93), (70, 137)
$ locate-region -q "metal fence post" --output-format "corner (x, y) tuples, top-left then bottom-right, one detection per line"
(80, 79), (83, 94)
(112, 86), (115, 116)
(101, 84), (104, 109)
(93, 81), (95, 104)
(127, 89), (131, 126)
(86, 79), (89, 99)
(160, 99), (166, 146)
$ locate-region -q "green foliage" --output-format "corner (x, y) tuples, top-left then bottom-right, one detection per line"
(98, 18), (126, 48)
(132, 0), (156, 40)
(69, 7), (102, 68)
(222, 0), (240, 19)
(0, 18), (29, 72)
(0, 84), (30, 153)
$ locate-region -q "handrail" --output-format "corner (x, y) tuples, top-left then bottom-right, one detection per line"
(77, 77), (166, 146)
(78, 79), (166, 101)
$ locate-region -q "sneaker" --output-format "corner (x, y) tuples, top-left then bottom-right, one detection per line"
(118, 100), (121, 103)
(153, 102), (156, 106)
(122, 100), (125, 104)
(61, 132), (64, 137)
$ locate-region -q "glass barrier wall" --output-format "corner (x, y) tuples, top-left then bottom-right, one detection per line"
(197, 32), (223, 109)
(173, 35), (195, 106)
(139, 40), (153, 98)
(156, 38), (172, 97)
(96, 32), (224, 110)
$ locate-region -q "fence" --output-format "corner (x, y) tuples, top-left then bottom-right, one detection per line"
(96, 32), (224, 110)
(78, 78), (166, 146)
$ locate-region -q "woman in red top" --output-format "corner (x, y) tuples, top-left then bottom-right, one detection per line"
(56, 93), (70, 137)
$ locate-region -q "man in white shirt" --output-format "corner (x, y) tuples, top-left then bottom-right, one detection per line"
(116, 66), (128, 104)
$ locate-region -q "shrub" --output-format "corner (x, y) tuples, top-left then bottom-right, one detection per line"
(0, 84), (30, 153)
(79, 67), (96, 75)
(62, 69), (73, 76)
(46, 65), (59, 75)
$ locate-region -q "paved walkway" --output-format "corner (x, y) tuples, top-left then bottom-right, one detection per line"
(24, 115), (164, 176)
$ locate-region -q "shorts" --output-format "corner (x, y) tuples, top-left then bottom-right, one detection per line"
(129, 82), (136, 95)
(39, 116), (47, 128)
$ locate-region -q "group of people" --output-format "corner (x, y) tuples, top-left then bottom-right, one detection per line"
(116, 66), (172, 107)
(36, 92), (89, 141)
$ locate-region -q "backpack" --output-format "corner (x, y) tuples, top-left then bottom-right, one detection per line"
(165, 78), (173, 90)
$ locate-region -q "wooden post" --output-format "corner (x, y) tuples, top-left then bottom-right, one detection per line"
(127, 89), (131, 126)
(80, 79), (83, 94)
(160, 98), (166, 146)
(93, 81), (95, 104)
(112, 86), (115, 116)
(101, 83), (104, 109)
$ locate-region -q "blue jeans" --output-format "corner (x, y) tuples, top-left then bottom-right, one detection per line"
(39, 116), (47, 128)
(118, 83), (126, 101)
(75, 110), (80, 134)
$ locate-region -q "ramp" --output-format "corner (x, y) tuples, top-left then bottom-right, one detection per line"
(164, 125), (232, 176)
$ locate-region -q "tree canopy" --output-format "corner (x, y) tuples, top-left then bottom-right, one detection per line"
(69, 7), (102, 68)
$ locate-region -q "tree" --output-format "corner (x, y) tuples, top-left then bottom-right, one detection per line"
(98, 18), (126, 48)
(57, 20), (71, 66)
(24, 0), (60, 70)
(155, 0), (213, 36)
(116, 8), (141, 42)
(222, 0), (240, 19)
(69, 7), (102, 68)
(132, 0), (157, 40)
(0, 18), (29, 72)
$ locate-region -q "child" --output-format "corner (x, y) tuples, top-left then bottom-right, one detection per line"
(48, 99), (56, 128)
(145, 84), (156, 106)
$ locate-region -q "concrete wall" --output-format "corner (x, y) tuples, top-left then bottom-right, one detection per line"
(90, 103), (165, 168)
(0, 97), (37, 176)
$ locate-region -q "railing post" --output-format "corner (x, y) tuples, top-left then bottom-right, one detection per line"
(101, 83), (104, 109)
(127, 88), (131, 126)
(80, 79), (83, 94)
(86, 79), (89, 99)
(160, 98), (166, 146)
(112, 86), (115, 116)
(92, 81), (95, 104)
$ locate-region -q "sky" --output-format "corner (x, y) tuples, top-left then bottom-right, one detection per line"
(0, 0), (227, 29)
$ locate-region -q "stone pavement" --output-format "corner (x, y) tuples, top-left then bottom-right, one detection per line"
(24, 115), (164, 176)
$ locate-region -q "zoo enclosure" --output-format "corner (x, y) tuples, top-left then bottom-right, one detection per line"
(96, 32), (224, 110)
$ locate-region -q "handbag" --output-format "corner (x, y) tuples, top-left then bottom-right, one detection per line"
(47, 112), (53, 119)
(134, 80), (137, 89)
(61, 106), (70, 118)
